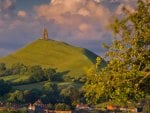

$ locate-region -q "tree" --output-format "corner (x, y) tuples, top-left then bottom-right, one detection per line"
(8, 90), (24, 103)
(23, 89), (41, 103)
(95, 57), (103, 71)
(55, 103), (71, 111)
(44, 68), (56, 81)
(42, 82), (59, 104)
(43, 82), (58, 92)
(0, 63), (6, 71)
(11, 63), (27, 75)
(0, 63), (7, 76)
(47, 103), (54, 110)
(60, 85), (80, 105)
(0, 110), (27, 113)
(29, 65), (45, 82)
(83, 0), (150, 105)
(0, 80), (12, 96)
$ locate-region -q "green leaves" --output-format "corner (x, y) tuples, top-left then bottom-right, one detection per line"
(83, 0), (149, 106)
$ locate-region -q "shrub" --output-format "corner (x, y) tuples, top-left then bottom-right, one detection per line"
(0, 110), (27, 113)
(47, 103), (54, 110)
(0, 63), (6, 71)
(0, 79), (12, 96)
(55, 103), (71, 111)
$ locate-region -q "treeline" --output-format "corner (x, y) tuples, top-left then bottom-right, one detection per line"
(0, 63), (63, 84)
(0, 62), (86, 109)
(0, 110), (27, 113)
(0, 62), (86, 84)
(8, 83), (81, 106)
(0, 81), (83, 109)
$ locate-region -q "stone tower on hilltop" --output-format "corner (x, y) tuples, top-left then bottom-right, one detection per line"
(42, 28), (48, 40)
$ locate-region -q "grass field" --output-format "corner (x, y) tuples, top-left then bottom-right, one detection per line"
(0, 74), (83, 91)
(0, 74), (30, 83)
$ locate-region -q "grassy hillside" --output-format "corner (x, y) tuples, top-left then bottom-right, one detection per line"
(0, 39), (104, 77)
(0, 74), (29, 83)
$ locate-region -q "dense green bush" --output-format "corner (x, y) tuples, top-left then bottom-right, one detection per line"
(55, 103), (71, 111)
(28, 65), (45, 82)
(0, 79), (12, 96)
(42, 82), (59, 104)
(11, 63), (27, 75)
(0, 63), (27, 76)
(8, 90), (24, 103)
(44, 68), (56, 81)
(0, 63), (7, 76)
(0, 110), (27, 113)
(60, 85), (80, 105)
(47, 103), (54, 110)
(7, 89), (41, 104)
(0, 63), (6, 71)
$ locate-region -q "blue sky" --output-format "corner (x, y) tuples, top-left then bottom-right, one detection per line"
(0, 0), (137, 57)
(15, 0), (50, 12)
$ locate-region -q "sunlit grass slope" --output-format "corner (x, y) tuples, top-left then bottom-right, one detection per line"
(0, 39), (102, 76)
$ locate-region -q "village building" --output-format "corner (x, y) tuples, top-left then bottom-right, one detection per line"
(28, 100), (72, 113)
(76, 103), (92, 110)
(28, 99), (45, 113)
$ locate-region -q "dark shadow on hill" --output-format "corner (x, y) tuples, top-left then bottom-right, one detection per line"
(82, 49), (98, 64)
(83, 49), (107, 67)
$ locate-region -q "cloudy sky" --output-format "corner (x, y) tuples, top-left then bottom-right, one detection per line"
(0, 0), (138, 57)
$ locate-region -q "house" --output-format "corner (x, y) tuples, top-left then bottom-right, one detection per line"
(76, 103), (92, 110)
(28, 99), (45, 113)
(28, 100), (72, 113)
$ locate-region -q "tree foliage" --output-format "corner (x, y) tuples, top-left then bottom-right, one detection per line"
(0, 110), (27, 113)
(42, 82), (59, 104)
(29, 65), (45, 82)
(11, 63), (27, 75)
(60, 85), (80, 105)
(83, 0), (150, 105)
(44, 68), (56, 81)
(55, 103), (71, 111)
(0, 80), (12, 96)
(8, 90), (24, 103)
(0, 63), (6, 71)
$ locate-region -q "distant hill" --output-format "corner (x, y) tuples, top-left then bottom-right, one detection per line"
(0, 39), (106, 77)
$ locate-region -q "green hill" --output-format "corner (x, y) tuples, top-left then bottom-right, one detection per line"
(0, 39), (104, 77)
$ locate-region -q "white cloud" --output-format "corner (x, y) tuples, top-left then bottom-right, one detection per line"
(17, 10), (27, 18)
(79, 23), (91, 32)
(78, 8), (90, 16)
(34, 0), (111, 40)
(0, 0), (16, 21)
(93, 0), (102, 3)
(0, 0), (14, 10)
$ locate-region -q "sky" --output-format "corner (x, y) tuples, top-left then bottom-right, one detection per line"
(0, 0), (139, 57)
